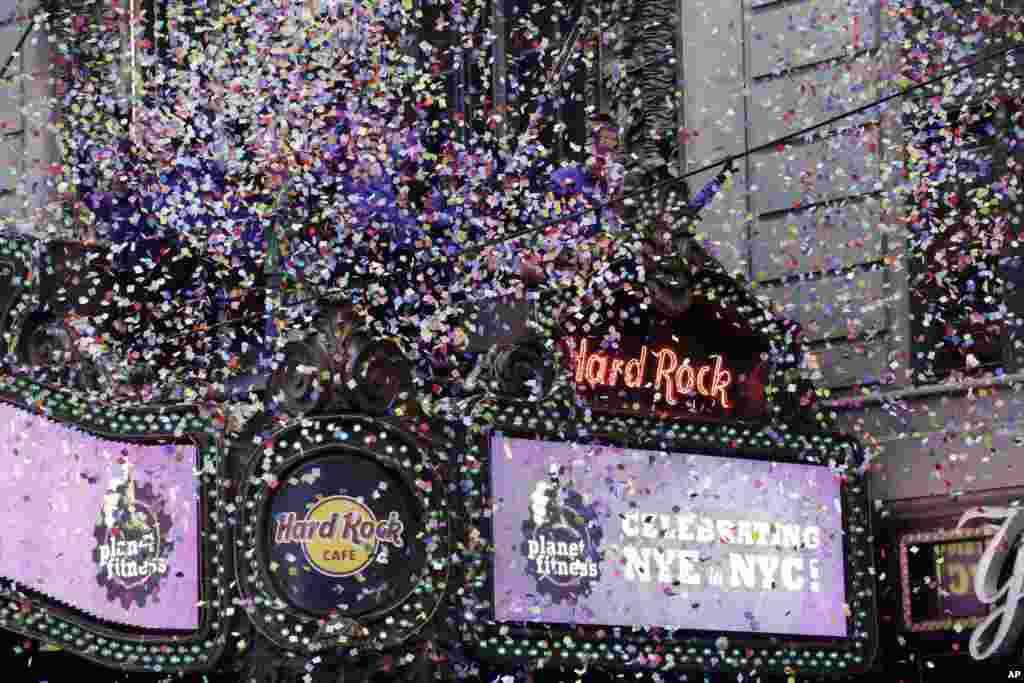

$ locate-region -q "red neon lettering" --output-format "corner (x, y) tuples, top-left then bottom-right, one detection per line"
(574, 338), (588, 384)
(675, 359), (695, 395)
(573, 338), (732, 409)
(609, 358), (625, 386)
(624, 346), (647, 388)
(586, 353), (608, 386)
(696, 365), (711, 397)
(654, 348), (679, 405)
(710, 354), (732, 409)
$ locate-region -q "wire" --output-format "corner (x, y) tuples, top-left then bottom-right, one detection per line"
(453, 39), (1024, 261)
(0, 8), (38, 85)
(158, 38), (1024, 345)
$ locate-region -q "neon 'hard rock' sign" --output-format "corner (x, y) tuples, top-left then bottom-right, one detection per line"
(957, 506), (1024, 660)
(571, 337), (733, 409)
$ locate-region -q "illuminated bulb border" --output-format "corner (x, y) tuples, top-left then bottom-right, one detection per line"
(233, 415), (451, 658)
(459, 398), (877, 677)
(0, 371), (230, 673)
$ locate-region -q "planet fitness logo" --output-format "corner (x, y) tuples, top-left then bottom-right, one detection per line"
(92, 469), (175, 609)
(520, 479), (604, 603)
(273, 495), (405, 578)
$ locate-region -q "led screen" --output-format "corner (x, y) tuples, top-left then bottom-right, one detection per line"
(491, 434), (848, 637)
(0, 402), (200, 630)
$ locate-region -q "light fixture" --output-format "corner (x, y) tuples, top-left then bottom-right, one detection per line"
(490, 340), (553, 400)
(267, 338), (332, 416)
(337, 333), (412, 416)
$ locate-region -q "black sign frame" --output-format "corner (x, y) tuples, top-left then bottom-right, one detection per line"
(259, 451), (426, 620)
(235, 414), (451, 655)
(0, 372), (230, 674)
(457, 398), (878, 678)
(899, 526), (996, 633)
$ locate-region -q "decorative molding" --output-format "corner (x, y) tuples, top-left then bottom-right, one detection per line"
(824, 372), (1024, 412)
(233, 414), (451, 658)
(0, 366), (230, 673)
(884, 486), (1024, 524)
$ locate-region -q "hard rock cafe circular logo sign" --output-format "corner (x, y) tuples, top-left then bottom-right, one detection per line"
(277, 495), (404, 578)
(265, 453), (421, 616)
(91, 467), (175, 609)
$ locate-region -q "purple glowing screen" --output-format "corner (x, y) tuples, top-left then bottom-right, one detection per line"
(0, 402), (201, 630)
(491, 434), (848, 637)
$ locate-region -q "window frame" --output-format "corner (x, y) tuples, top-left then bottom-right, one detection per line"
(898, 0), (1024, 385)
(904, 95), (1019, 383)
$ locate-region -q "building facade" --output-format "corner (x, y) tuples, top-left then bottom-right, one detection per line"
(678, 0), (1024, 676)
(3, 0), (1024, 680)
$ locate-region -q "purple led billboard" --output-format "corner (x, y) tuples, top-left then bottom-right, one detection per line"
(491, 434), (848, 637)
(0, 402), (200, 630)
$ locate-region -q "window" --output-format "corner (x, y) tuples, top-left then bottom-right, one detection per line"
(900, 0), (1024, 383)
(0, 0), (32, 231)
(905, 97), (1020, 382)
(500, 0), (591, 164)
